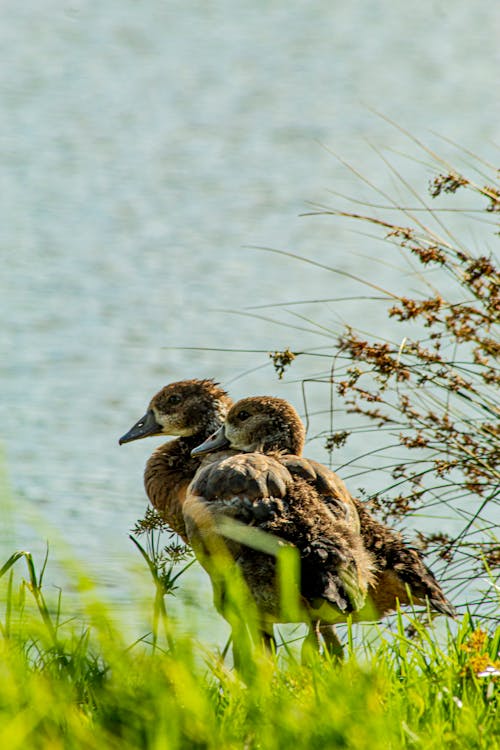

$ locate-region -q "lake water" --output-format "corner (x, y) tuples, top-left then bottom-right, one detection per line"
(2, 0), (499, 640)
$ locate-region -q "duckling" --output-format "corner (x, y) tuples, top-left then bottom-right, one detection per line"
(184, 399), (376, 651)
(119, 379), (233, 541)
(189, 396), (455, 638)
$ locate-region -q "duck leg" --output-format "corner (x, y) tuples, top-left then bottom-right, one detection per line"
(259, 625), (277, 653)
(229, 624), (276, 678)
(301, 621), (344, 663)
(300, 620), (322, 663)
(318, 622), (344, 660)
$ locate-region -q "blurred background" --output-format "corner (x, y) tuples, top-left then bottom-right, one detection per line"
(1, 0), (499, 638)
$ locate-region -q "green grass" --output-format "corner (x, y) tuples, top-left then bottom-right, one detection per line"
(0, 547), (498, 749)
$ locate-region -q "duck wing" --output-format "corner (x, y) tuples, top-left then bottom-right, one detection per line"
(184, 451), (295, 568)
(248, 475), (374, 615)
(299, 534), (368, 614)
(188, 452), (292, 524)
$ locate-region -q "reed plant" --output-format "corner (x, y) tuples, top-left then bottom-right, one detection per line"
(263, 129), (499, 623)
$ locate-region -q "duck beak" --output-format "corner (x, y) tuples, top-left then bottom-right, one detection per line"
(191, 426), (230, 457)
(119, 410), (162, 444)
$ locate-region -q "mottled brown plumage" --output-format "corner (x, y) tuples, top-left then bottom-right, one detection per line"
(185, 401), (376, 634)
(191, 396), (456, 622)
(119, 379), (233, 541)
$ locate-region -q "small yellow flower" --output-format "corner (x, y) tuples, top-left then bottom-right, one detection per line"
(460, 628), (488, 654)
(468, 654), (491, 674)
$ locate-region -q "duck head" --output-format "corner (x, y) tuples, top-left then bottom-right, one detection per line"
(119, 379), (232, 445)
(191, 396), (305, 457)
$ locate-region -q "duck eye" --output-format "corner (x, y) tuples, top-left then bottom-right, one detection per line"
(236, 410), (250, 421)
(168, 394), (182, 405)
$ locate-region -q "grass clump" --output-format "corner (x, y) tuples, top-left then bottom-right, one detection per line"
(0, 545), (498, 749)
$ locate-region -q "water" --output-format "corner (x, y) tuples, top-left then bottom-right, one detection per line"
(1, 0), (499, 637)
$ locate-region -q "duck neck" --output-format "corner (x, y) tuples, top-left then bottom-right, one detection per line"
(175, 413), (225, 457)
(260, 425), (301, 456)
(176, 432), (209, 457)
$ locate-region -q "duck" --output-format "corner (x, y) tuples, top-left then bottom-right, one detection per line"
(119, 378), (355, 655)
(118, 379), (233, 541)
(184, 397), (377, 654)
(188, 395), (455, 650)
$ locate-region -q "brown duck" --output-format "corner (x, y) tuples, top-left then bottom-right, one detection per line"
(185, 398), (376, 652)
(119, 379), (233, 541)
(119, 378), (359, 654)
(190, 396), (455, 642)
